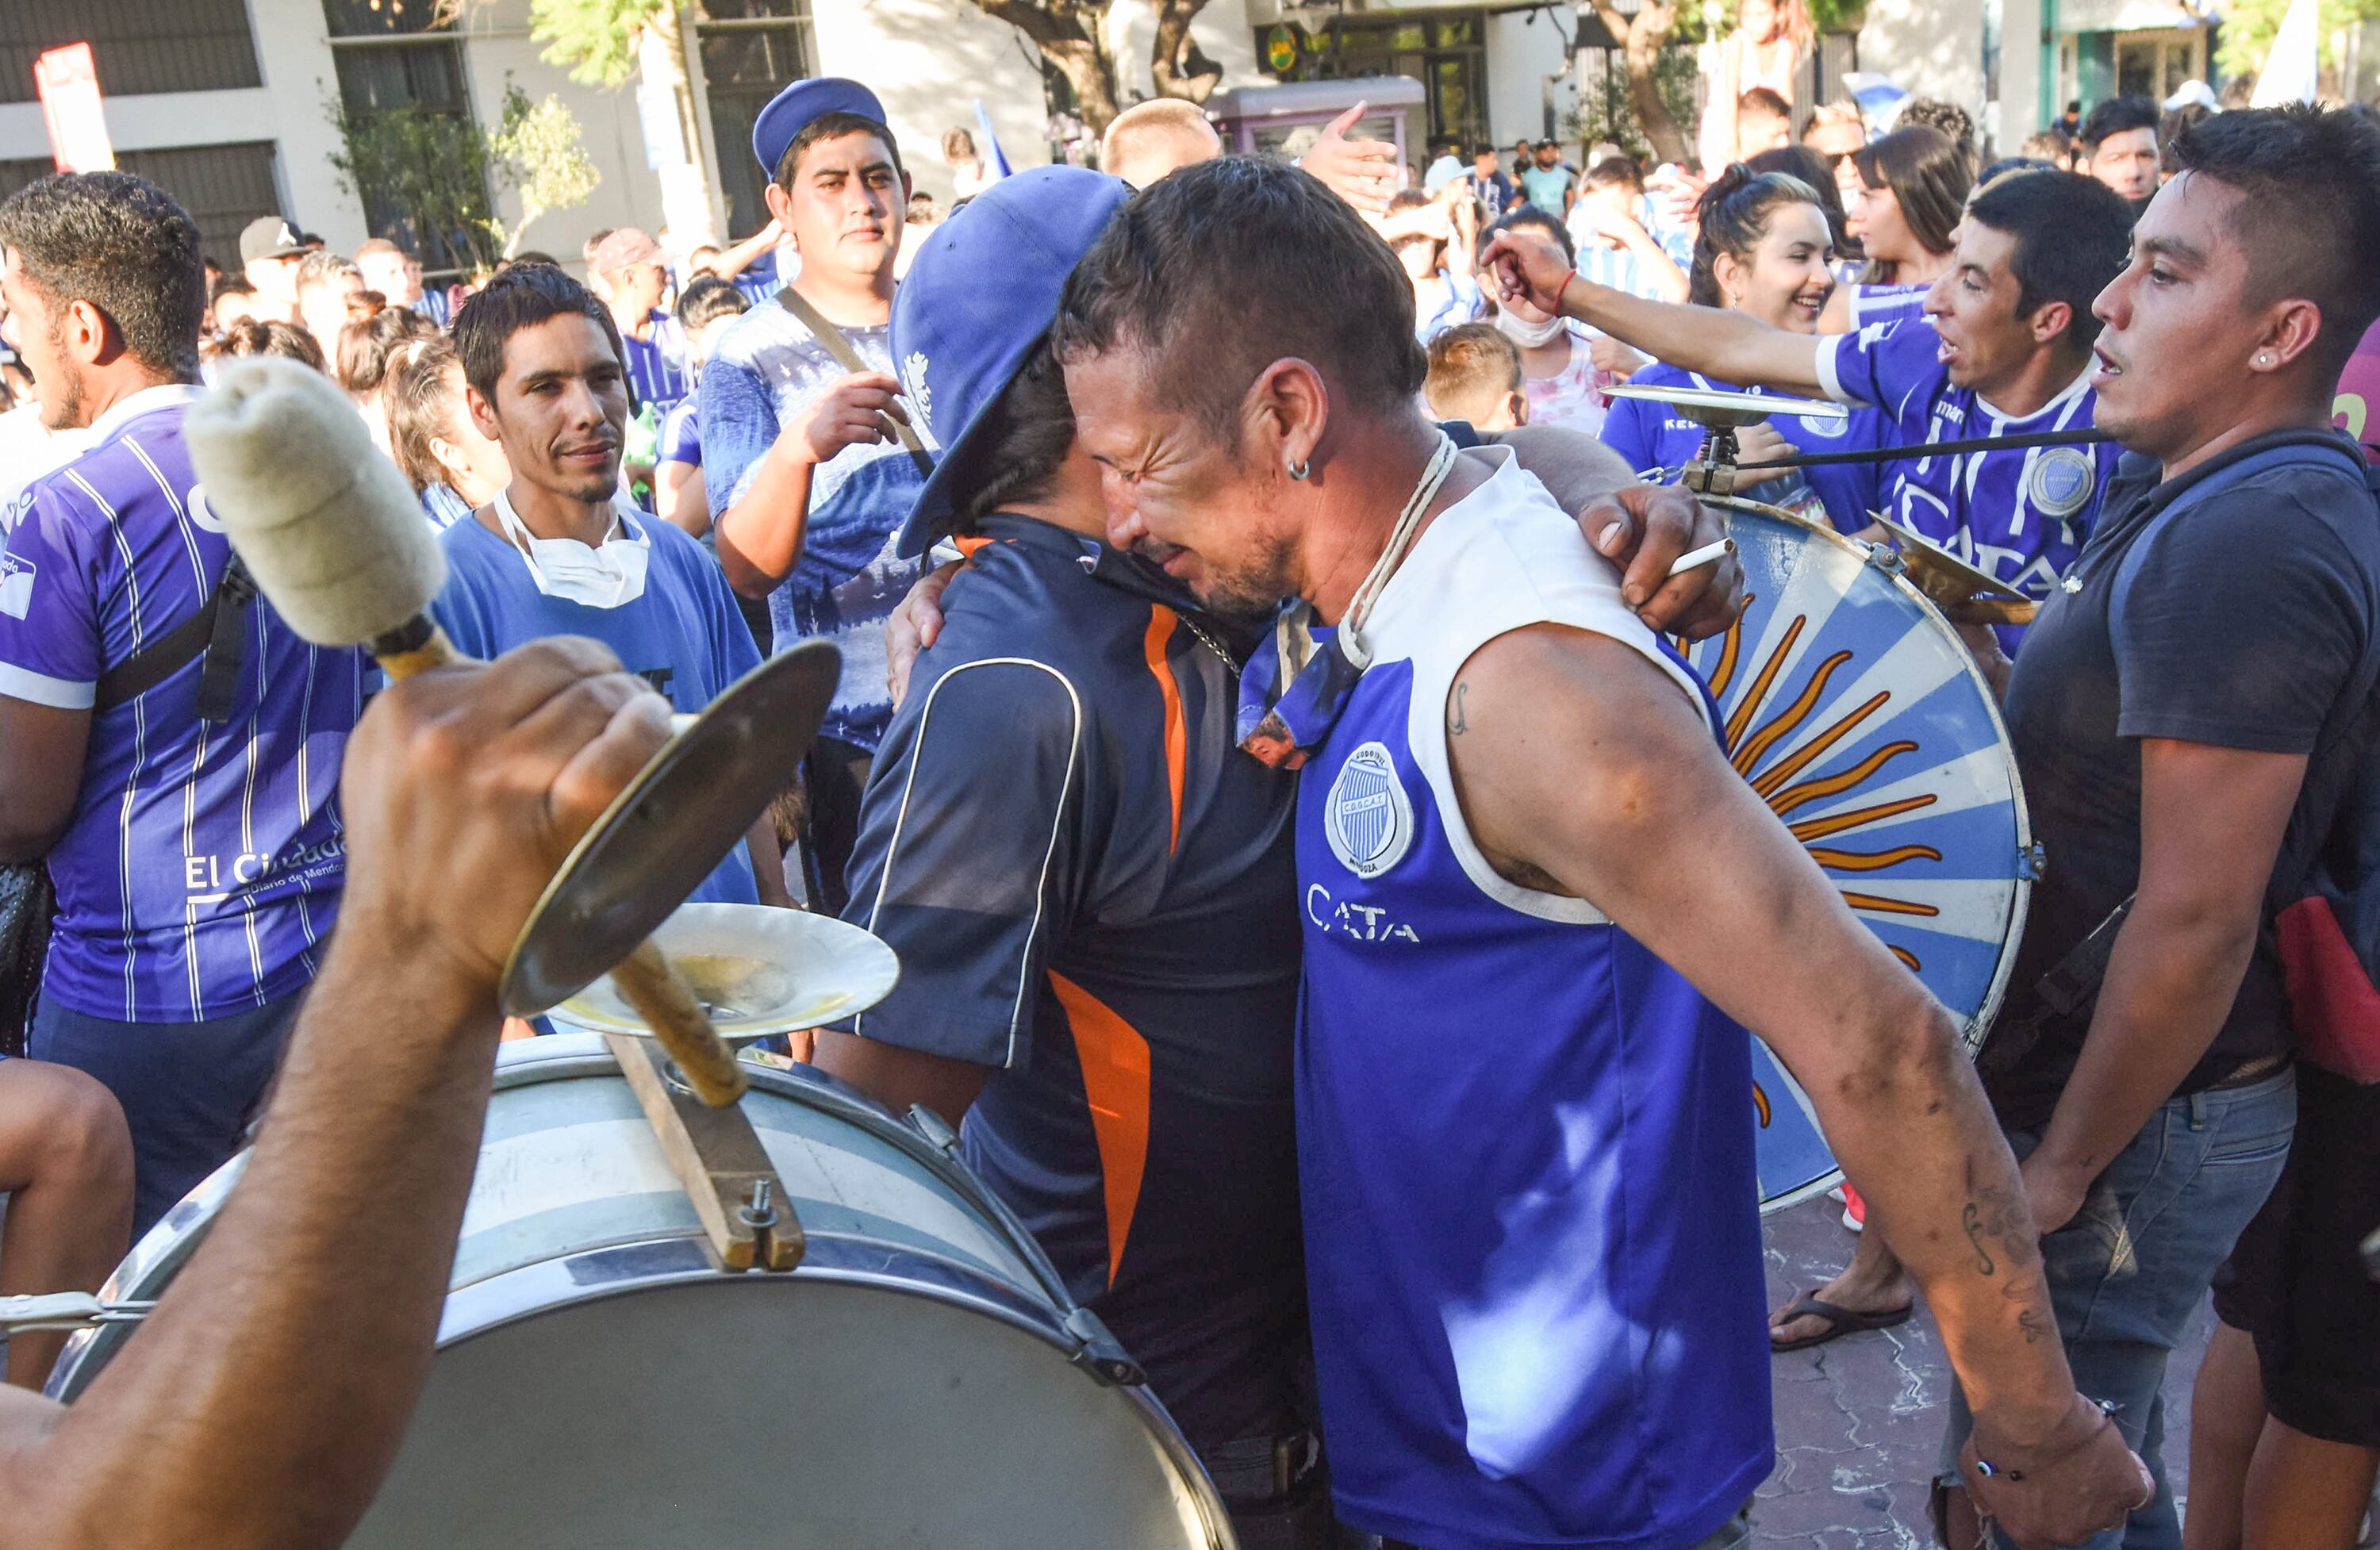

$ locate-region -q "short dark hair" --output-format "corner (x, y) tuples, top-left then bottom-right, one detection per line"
(1739, 86), (1791, 123)
(951, 340), (1077, 529)
(1964, 170), (2133, 351)
(2170, 104), (2380, 379)
(209, 274), (257, 304)
(205, 317), (326, 373)
(1472, 143), (1499, 159)
(1976, 155), (2060, 189)
(1898, 99), (1978, 161)
(1483, 204), (1576, 266)
(2080, 94), (2159, 151)
(0, 171), (205, 379)
(449, 261), (624, 403)
(1582, 156), (1643, 193)
(775, 109), (904, 191)
(1690, 165), (1829, 309)
(674, 274), (749, 332)
(1054, 156), (1424, 440)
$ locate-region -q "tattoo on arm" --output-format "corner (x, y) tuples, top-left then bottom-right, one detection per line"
(1451, 681), (1470, 735)
(1963, 1202), (1997, 1276)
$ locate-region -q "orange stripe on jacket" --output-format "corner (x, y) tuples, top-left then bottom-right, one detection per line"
(1048, 971), (1152, 1285)
(1142, 606), (1188, 854)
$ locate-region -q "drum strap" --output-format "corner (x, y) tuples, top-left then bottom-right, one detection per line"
(772, 286), (933, 477)
(1974, 894), (2135, 1083)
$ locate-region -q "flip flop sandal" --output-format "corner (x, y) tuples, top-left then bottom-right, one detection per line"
(1768, 1290), (1914, 1353)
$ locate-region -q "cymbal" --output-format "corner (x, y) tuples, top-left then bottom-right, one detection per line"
(1603, 382), (1848, 429)
(500, 641), (841, 1016)
(554, 904), (901, 1040)
(1866, 511), (2039, 627)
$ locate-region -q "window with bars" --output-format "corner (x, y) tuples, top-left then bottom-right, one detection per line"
(320, 0), (482, 273)
(0, 143), (281, 271)
(697, 0), (819, 240)
(0, 0), (262, 104)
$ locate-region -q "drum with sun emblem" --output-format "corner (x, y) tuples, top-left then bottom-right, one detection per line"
(1687, 497), (2036, 1213)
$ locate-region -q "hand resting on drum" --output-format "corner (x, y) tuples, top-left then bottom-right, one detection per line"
(0, 639), (672, 1550)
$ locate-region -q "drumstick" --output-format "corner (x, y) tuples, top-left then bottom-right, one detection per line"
(1667, 537), (1736, 577)
(184, 358), (748, 1107)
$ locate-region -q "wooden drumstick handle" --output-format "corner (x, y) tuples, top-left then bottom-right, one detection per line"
(606, 941), (750, 1106)
(370, 618), (747, 1107)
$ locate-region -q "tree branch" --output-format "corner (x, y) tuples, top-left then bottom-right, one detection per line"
(1151, 0), (1222, 102)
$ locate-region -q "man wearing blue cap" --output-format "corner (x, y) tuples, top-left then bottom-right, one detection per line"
(815, 164), (1745, 1550)
(701, 76), (923, 912)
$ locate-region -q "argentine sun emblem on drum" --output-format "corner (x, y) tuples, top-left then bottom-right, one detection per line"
(1687, 502), (2035, 1210)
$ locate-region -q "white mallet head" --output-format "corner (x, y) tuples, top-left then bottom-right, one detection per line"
(184, 356), (447, 647)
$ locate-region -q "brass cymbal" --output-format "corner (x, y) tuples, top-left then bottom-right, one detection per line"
(554, 903), (901, 1040)
(1603, 382), (1848, 430)
(1865, 512), (2039, 627)
(500, 641), (842, 1016)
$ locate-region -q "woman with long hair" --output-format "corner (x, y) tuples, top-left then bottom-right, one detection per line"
(1699, 0), (1815, 174)
(1600, 165), (1884, 534)
(1818, 123), (1971, 331)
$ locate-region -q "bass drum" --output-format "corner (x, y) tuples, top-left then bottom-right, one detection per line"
(1687, 497), (2035, 1212)
(48, 1034), (1234, 1550)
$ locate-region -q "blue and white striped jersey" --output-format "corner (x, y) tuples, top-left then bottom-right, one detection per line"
(0, 386), (364, 1021)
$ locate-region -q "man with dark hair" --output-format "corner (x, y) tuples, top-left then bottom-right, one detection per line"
(2005, 102), (2380, 1550)
(1060, 152), (2149, 1550)
(436, 263), (786, 912)
(0, 172), (366, 1233)
(238, 214), (304, 324)
(1568, 155), (1691, 303)
(1519, 137), (1576, 217)
(2081, 94), (2163, 207)
(825, 163), (1748, 1550)
(700, 76), (921, 913)
(1491, 168), (2133, 649)
(1735, 86), (1793, 158)
(1464, 142), (1516, 226)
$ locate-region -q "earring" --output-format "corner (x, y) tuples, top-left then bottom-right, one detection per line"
(2255, 352), (2275, 367)
(1287, 457), (1311, 481)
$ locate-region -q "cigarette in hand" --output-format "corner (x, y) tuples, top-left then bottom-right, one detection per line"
(1666, 538), (1736, 578)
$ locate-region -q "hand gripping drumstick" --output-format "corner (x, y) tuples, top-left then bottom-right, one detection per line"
(185, 358), (748, 1107)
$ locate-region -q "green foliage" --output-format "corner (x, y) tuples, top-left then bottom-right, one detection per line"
(1569, 45), (1701, 159)
(486, 83), (601, 258)
(2215, 0), (2380, 82)
(325, 92), (499, 270)
(528, 0), (666, 87)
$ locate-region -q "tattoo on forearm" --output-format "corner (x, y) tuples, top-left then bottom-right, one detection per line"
(1451, 681), (1471, 735)
(2017, 1306), (2050, 1345)
(1963, 1202), (1996, 1276)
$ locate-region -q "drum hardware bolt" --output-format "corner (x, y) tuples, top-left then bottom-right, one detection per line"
(2022, 842), (2046, 881)
(1863, 542), (1907, 576)
(737, 1178), (777, 1230)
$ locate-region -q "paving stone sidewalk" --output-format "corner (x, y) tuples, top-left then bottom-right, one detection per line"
(1752, 1194), (2217, 1548)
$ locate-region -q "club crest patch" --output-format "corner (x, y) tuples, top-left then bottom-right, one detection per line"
(2028, 446), (2097, 518)
(1325, 740), (1414, 879)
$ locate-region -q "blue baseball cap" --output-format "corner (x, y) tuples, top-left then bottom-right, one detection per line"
(752, 77), (886, 179)
(891, 165), (1131, 558)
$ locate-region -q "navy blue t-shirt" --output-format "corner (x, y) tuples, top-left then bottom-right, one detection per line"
(835, 515), (1303, 1453)
(1991, 432), (2380, 1128)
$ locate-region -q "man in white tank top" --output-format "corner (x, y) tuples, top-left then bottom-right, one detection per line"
(1056, 154), (2149, 1550)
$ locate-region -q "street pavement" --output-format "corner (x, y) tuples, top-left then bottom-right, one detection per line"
(1752, 1193), (2217, 1548)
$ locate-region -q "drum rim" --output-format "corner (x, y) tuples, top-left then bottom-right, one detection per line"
(1700, 497), (2036, 1216)
(415, 1229), (1234, 1548)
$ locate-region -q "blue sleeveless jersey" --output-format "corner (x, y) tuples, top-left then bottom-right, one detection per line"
(1296, 450), (1772, 1550)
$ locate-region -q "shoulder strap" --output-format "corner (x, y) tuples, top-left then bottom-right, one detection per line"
(91, 553), (255, 722)
(774, 286), (932, 476)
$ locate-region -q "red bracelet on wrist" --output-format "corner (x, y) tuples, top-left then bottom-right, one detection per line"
(1557, 267), (1580, 314)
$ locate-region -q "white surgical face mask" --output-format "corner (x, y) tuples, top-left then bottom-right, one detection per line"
(492, 488), (651, 609)
(1495, 305), (1568, 349)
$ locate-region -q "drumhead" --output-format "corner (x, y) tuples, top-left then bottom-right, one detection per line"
(1688, 499), (2033, 1212)
(48, 1038), (1230, 1548)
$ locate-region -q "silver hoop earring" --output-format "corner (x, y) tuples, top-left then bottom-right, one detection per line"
(1287, 457), (1311, 481)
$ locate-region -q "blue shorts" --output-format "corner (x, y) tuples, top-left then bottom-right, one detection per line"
(31, 989), (304, 1237)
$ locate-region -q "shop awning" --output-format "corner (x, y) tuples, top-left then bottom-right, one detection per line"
(2054, 0), (2213, 33)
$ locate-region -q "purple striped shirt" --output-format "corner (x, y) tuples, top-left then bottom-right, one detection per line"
(0, 386), (365, 1021)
